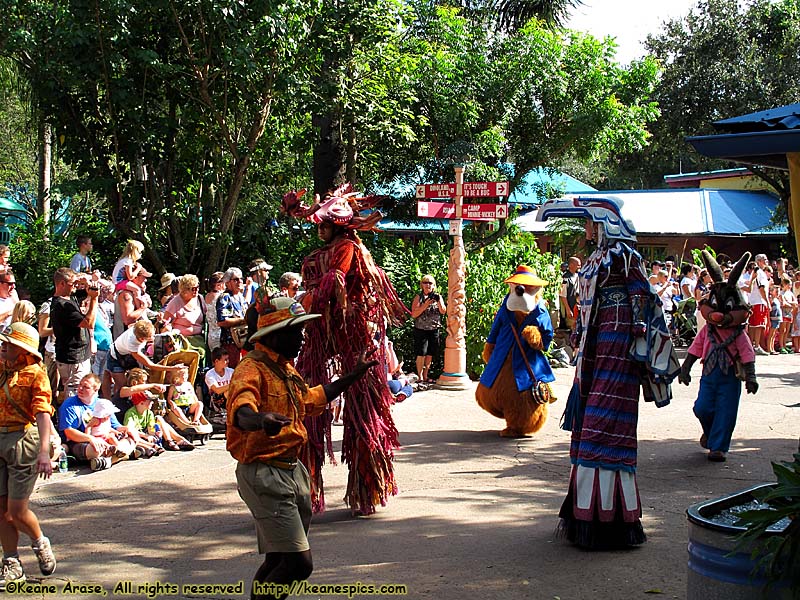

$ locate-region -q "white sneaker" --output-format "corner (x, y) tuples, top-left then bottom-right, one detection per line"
(0, 556), (25, 590)
(90, 456), (112, 471)
(753, 347), (769, 356)
(32, 536), (56, 576)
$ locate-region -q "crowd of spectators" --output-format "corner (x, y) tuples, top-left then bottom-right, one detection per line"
(644, 252), (799, 354)
(1, 235), (423, 474)
(555, 249), (799, 358)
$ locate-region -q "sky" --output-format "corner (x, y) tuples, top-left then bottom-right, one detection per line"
(565, 0), (700, 64)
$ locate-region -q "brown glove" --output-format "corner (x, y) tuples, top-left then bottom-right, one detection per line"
(521, 325), (542, 350)
(482, 343), (495, 364)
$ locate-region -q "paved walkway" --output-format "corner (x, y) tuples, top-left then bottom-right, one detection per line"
(22, 352), (799, 599)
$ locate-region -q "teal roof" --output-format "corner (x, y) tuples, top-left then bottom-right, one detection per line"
(0, 196), (27, 215)
(377, 219), (450, 233)
(372, 166), (594, 206)
(517, 189), (786, 236)
(508, 168), (596, 206)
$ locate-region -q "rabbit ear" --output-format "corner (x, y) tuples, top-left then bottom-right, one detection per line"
(728, 252), (751, 284)
(702, 250), (724, 283)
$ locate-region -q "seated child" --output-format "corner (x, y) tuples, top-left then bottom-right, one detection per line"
(167, 365), (204, 425)
(85, 399), (136, 458)
(204, 347), (233, 410)
(385, 339), (413, 403)
(120, 368), (195, 451)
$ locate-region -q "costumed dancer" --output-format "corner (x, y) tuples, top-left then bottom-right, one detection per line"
(536, 196), (680, 550)
(475, 265), (558, 437)
(678, 251), (758, 462)
(281, 185), (407, 515)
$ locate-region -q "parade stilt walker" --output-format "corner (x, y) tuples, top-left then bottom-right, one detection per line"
(281, 185), (407, 515)
(537, 196), (680, 550)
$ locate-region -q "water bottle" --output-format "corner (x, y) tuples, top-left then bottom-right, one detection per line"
(58, 449), (68, 474)
(154, 423), (162, 447)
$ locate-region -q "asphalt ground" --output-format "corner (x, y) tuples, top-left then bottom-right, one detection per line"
(17, 349), (800, 600)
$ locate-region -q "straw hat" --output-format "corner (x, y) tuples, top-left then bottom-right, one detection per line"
(504, 265), (548, 287)
(250, 297), (321, 342)
(159, 272), (177, 290)
(0, 322), (42, 361)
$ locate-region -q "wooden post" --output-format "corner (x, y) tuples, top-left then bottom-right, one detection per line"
(787, 153), (800, 266)
(438, 165), (470, 389)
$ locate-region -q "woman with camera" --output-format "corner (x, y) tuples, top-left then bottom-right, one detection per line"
(411, 275), (447, 383)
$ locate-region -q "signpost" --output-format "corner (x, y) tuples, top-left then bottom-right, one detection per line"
(419, 174), (510, 389)
(416, 181), (509, 199)
(417, 201), (508, 221)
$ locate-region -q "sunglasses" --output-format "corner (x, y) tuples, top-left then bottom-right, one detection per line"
(190, 286), (199, 291)
(421, 281), (434, 285)
(229, 277), (242, 282)
(0, 281), (15, 287)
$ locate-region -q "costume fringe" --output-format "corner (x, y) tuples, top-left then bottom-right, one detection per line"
(560, 382), (582, 432)
(555, 517), (646, 550)
(297, 234), (406, 515)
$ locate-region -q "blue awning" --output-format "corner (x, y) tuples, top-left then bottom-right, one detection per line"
(686, 103), (800, 170)
(508, 168), (596, 207)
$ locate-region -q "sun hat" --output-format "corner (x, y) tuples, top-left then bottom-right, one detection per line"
(0, 322), (42, 362)
(159, 273), (177, 290)
(250, 297), (321, 342)
(92, 398), (120, 419)
(504, 265), (548, 287)
(248, 259), (273, 274)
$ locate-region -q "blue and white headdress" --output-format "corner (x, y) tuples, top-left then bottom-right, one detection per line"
(536, 196), (636, 244)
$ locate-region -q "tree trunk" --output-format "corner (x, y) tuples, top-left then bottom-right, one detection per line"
(312, 111), (346, 197)
(37, 120), (52, 232)
(345, 121), (358, 185)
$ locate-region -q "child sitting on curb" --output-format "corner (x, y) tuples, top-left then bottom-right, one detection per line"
(85, 399), (137, 459)
(120, 368), (195, 451)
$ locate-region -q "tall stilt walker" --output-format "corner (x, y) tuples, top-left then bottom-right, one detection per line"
(537, 196), (679, 549)
(281, 185), (407, 515)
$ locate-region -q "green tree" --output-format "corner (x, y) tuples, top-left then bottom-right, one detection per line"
(0, 0), (322, 276)
(608, 0), (799, 201)
(368, 7), (658, 249)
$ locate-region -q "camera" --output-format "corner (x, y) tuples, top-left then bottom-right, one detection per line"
(429, 293), (440, 302)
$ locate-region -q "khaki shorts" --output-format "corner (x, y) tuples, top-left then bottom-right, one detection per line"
(0, 427), (42, 500)
(235, 461), (311, 554)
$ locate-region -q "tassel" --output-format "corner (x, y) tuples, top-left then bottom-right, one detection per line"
(560, 382), (582, 432)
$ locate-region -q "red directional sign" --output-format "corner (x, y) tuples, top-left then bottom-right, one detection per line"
(416, 181), (510, 199)
(417, 201), (509, 221)
(416, 183), (456, 199)
(462, 181), (510, 198)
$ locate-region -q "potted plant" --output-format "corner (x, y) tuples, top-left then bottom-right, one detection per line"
(734, 452), (800, 599)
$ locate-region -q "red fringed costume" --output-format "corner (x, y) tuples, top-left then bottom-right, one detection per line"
(285, 185), (407, 515)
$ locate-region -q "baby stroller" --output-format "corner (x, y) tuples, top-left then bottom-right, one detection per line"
(671, 297), (697, 348)
(149, 348), (213, 445)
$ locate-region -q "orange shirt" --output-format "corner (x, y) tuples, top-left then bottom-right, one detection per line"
(0, 362), (54, 427)
(226, 343), (326, 464)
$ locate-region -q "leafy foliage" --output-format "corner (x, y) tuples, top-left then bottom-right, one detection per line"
(606, 0), (799, 200)
(365, 227), (559, 378)
(734, 453), (800, 599)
